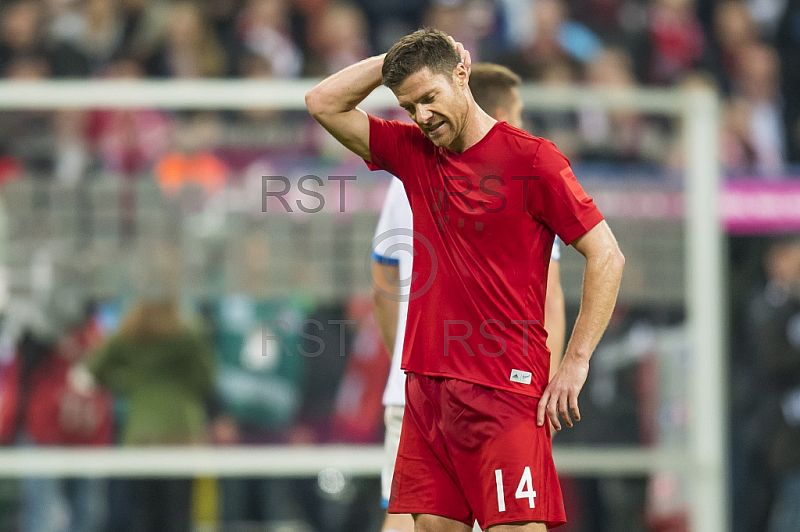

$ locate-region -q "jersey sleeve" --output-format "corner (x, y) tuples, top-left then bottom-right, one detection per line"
(372, 177), (413, 265)
(364, 115), (423, 178)
(528, 141), (604, 245)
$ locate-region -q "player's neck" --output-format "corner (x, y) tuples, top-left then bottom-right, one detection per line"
(446, 104), (497, 154)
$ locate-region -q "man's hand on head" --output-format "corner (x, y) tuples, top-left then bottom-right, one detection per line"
(447, 36), (471, 74)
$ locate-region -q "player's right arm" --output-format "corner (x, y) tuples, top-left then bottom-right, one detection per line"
(305, 55), (385, 162)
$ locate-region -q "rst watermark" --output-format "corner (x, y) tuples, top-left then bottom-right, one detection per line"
(443, 319), (541, 358)
(262, 175), (542, 214)
(262, 176), (357, 213)
(259, 318), (356, 358)
(254, 318), (543, 360)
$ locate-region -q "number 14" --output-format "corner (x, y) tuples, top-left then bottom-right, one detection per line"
(494, 467), (536, 512)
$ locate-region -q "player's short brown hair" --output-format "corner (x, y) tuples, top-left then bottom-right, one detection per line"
(382, 28), (460, 89)
(469, 63), (522, 116)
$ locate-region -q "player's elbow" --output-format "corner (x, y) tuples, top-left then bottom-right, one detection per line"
(305, 88), (323, 118)
(609, 246), (625, 277)
(590, 242), (625, 278)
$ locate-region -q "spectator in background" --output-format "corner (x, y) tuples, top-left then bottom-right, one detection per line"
(726, 42), (785, 175)
(117, 0), (173, 61)
(238, 0), (302, 78)
(146, 1), (228, 78)
(304, 2), (368, 76)
(645, 0), (708, 85)
(329, 294), (390, 444)
(0, 53), (58, 180)
(747, 0), (788, 38)
(500, 0), (602, 80)
(422, 1), (476, 62)
(578, 47), (667, 163)
(209, 293), (309, 530)
(155, 111), (228, 196)
(531, 60), (579, 157)
(88, 56), (172, 177)
(711, 0), (758, 93)
(353, 0), (429, 54)
(198, 0), (242, 69)
(747, 235), (800, 532)
(53, 109), (90, 186)
(0, 303), (113, 532)
(49, 0), (129, 77)
(0, 0), (47, 76)
(570, 0), (627, 41)
(777, 0), (800, 163)
(88, 294), (215, 532)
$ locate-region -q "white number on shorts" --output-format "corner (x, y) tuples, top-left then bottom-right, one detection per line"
(515, 466), (536, 508)
(494, 469), (506, 512)
(494, 467), (537, 512)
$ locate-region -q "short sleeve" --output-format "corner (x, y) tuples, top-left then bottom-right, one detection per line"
(528, 141), (604, 244)
(364, 115), (424, 177)
(372, 177), (413, 265)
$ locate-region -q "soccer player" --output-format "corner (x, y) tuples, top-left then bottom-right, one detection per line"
(306, 29), (624, 532)
(370, 62), (567, 532)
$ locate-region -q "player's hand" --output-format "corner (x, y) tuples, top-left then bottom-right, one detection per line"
(447, 36), (471, 74)
(536, 354), (589, 431)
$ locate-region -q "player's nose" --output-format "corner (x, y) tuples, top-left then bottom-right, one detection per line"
(417, 105), (433, 123)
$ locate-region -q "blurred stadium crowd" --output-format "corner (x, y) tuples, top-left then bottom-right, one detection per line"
(0, 1), (798, 532)
(0, 0), (797, 176)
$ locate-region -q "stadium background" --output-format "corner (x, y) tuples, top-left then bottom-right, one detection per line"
(0, 0), (798, 531)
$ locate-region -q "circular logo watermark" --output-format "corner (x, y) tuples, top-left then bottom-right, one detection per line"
(368, 228), (438, 303)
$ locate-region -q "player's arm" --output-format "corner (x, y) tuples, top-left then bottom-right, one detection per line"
(305, 55), (385, 162)
(371, 261), (400, 356)
(544, 258), (565, 380)
(537, 220), (624, 430)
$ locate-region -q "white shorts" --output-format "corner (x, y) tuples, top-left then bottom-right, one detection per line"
(381, 404), (405, 507)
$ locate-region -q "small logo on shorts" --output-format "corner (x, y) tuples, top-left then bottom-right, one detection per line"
(510, 369), (532, 385)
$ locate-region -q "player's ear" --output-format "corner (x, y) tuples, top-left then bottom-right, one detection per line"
(454, 63), (468, 87)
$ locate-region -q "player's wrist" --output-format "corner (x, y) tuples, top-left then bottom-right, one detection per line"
(563, 349), (591, 365)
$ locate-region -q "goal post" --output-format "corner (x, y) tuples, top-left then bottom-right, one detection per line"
(0, 80), (727, 532)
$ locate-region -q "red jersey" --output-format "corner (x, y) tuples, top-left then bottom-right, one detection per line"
(366, 116), (603, 398)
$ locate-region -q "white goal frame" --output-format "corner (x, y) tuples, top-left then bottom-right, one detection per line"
(0, 80), (727, 532)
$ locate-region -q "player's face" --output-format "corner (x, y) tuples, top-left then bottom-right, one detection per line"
(393, 66), (469, 148)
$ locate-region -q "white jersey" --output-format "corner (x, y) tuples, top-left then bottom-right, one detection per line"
(373, 177), (561, 407)
(373, 177), (414, 407)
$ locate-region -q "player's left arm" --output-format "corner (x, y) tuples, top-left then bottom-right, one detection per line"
(372, 261), (400, 356)
(537, 220), (624, 430)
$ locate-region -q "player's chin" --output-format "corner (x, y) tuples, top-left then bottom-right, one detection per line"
(426, 128), (450, 147)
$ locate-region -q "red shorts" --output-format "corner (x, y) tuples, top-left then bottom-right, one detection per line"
(389, 373), (566, 529)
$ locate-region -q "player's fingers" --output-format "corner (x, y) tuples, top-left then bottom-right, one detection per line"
(557, 393), (572, 428)
(547, 397), (561, 431)
(569, 393), (581, 423)
(536, 390), (550, 426)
